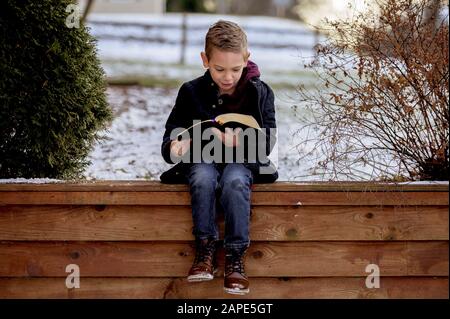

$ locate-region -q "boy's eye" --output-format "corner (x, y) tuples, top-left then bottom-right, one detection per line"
(215, 68), (241, 72)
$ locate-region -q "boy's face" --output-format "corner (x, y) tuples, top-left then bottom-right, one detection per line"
(201, 48), (248, 95)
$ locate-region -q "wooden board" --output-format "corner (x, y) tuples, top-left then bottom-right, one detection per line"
(0, 181), (447, 299)
(1, 181), (448, 192)
(0, 277), (447, 299)
(0, 205), (447, 241)
(0, 241), (447, 277)
(1, 191), (448, 205)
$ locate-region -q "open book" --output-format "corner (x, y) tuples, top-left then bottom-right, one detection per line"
(176, 113), (262, 141)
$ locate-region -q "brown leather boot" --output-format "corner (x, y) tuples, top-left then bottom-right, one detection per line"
(224, 247), (249, 295)
(187, 238), (217, 282)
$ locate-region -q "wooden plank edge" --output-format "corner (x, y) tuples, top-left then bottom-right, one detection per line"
(0, 276), (447, 299)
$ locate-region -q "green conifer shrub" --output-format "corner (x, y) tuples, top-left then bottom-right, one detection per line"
(0, 0), (113, 179)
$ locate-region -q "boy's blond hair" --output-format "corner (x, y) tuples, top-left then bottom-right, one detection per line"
(204, 20), (248, 59)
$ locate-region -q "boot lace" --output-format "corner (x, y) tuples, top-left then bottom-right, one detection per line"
(194, 239), (215, 265)
(225, 249), (246, 275)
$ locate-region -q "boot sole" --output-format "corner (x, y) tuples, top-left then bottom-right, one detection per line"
(187, 273), (214, 282)
(223, 287), (250, 295)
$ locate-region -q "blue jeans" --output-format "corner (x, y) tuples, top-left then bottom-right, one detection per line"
(186, 163), (253, 249)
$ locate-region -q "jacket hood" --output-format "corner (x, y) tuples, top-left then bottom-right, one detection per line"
(244, 60), (260, 81)
(226, 60), (260, 99)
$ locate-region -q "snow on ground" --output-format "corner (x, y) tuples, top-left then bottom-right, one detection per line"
(0, 178), (63, 184)
(84, 86), (175, 180)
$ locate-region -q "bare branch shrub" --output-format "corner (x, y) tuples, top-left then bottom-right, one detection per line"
(295, 0), (449, 181)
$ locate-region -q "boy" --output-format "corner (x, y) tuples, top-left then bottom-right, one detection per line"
(160, 20), (278, 295)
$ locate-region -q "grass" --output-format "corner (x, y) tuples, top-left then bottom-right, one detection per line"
(103, 59), (319, 90)
(107, 76), (183, 88)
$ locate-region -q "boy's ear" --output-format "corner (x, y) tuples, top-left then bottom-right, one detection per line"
(200, 52), (209, 68)
(244, 51), (251, 66)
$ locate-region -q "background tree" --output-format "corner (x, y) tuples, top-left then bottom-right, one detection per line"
(166, 0), (210, 12)
(295, 0), (449, 181)
(0, 0), (112, 179)
(82, 0), (95, 21)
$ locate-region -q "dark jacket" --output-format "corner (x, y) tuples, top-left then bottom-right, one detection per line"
(160, 64), (278, 184)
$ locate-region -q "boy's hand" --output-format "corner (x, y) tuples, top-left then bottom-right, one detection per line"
(170, 138), (191, 157)
(211, 127), (242, 148)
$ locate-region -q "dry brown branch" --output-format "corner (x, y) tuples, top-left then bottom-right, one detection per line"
(296, 0), (449, 181)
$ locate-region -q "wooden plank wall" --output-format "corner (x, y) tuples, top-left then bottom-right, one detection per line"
(0, 181), (448, 299)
